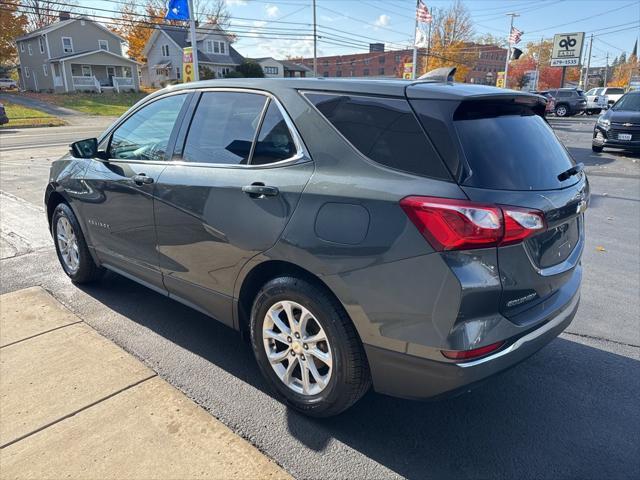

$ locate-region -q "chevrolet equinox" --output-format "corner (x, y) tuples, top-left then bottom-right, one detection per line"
(45, 74), (588, 417)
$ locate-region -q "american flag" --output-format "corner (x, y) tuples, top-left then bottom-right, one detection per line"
(509, 26), (523, 45)
(416, 0), (432, 24)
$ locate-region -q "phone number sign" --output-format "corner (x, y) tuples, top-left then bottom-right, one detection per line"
(551, 32), (585, 67)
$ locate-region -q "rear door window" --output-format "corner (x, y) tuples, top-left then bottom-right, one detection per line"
(304, 92), (451, 180)
(251, 101), (297, 165)
(453, 105), (577, 191)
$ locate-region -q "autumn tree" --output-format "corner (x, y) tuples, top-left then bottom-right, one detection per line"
(1, 1), (28, 72)
(609, 49), (639, 87)
(419, 0), (474, 80)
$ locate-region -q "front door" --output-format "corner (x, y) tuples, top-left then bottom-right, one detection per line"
(153, 91), (313, 325)
(106, 66), (116, 86)
(79, 93), (190, 287)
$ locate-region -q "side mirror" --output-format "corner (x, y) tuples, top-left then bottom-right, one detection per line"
(70, 138), (98, 158)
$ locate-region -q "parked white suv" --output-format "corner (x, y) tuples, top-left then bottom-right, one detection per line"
(0, 78), (18, 90)
(601, 87), (626, 106)
(585, 88), (608, 114)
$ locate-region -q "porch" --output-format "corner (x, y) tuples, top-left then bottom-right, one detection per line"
(69, 64), (135, 93)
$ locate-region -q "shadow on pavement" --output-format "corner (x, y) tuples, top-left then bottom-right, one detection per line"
(80, 272), (640, 480)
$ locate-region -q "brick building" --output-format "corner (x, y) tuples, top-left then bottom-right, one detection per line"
(301, 43), (507, 82)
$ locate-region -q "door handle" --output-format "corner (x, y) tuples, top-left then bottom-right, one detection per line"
(132, 174), (154, 186)
(242, 183), (279, 198)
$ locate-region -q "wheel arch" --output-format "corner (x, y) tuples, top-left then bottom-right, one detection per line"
(235, 259), (351, 338)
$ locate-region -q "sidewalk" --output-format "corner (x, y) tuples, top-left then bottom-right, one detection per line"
(0, 286), (291, 480)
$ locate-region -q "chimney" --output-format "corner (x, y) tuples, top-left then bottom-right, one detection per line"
(59, 11), (71, 21)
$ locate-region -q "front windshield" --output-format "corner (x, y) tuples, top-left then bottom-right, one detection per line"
(612, 94), (640, 111)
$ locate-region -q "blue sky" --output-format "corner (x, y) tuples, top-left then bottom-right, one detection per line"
(84, 0), (640, 66)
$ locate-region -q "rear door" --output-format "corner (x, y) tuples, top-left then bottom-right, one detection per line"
(153, 89), (313, 325)
(410, 96), (589, 322)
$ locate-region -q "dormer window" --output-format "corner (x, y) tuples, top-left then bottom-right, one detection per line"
(161, 44), (170, 57)
(39, 37), (45, 54)
(62, 37), (73, 54)
(98, 39), (109, 51)
(205, 40), (225, 54)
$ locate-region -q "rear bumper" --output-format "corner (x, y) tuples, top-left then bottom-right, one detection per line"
(364, 290), (580, 400)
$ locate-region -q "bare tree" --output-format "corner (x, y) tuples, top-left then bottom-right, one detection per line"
(148, 0), (230, 26)
(20, 0), (77, 30)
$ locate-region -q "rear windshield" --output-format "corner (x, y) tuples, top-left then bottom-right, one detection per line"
(606, 88), (625, 95)
(455, 113), (577, 191)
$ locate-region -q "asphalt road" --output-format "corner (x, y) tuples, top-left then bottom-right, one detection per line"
(1, 116), (639, 479)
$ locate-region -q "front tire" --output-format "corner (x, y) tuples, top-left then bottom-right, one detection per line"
(592, 144), (604, 153)
(52, 203), (103, 283)
(555, 104), (568, 117)
(250, 277), (370, 417)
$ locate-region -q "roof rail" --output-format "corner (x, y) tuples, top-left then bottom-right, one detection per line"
(416, 67), (457, 83)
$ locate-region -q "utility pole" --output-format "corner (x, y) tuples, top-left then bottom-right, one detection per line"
(583, 33), (593, 90)
(578, 40), (589, 88)
(411, 0), (419, 79)
(503, 13), (520, 89)
(188, 0), (199, 81)
(312, 0), (317, 76)
(534, 36), (544, 91)
(604, 52), (609, 86)
(425, 20), (432, 72)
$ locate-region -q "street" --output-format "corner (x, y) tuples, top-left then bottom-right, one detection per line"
(1, 117), (639, 479)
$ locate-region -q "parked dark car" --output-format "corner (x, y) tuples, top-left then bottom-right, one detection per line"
(0, 103), (8, 125)
(593, 90), (640, 152)
(45, 77), (588, 417)
(547, 88), (587, 117)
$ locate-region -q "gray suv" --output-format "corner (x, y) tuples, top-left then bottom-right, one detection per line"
(547, 88), (588, 117)
(45, 78), (588, 417)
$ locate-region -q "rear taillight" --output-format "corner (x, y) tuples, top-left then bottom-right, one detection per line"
(441, 341), (505, 361)
(400, 196), (545, 251)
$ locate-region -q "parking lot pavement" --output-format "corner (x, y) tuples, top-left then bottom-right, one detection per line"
(0, 287), (290, 479)
(0, 118), (638, 479)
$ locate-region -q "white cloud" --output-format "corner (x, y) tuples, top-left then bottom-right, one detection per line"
(374, 14), (390, 27)
(226, 0), (248, 6)
(266, 5), (279, 18)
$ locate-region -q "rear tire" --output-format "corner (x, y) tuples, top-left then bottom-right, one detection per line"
(555, 104), (569, 117)
(52, 203), (104, 284)
(250, 276), (370, 417)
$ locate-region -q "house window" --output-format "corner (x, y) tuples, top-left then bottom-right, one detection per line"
(395, 54), (401, 62)
(28, 44), (33, 55)
(62, 37), (73, 53)
(336, 70), (342, 77)
(98, 40), (109, 51)
(379, 56), (385, 64)
(81, 65), (92, 77)
(39, 37), (45, 54)
(323, 71), (328, 77)
(323, 60), (328, 67)
(24, 67), (30, 78)
(379, 67), (385, 75)
(264, 66), (278, 75)
(80, 19), (85, 26)
(43, 64), (48, 76)
(20, 42), (24, 53)
(175, 67), (181, 79)
(161, 44), (170, 57)
(364, 58), (370, 65)
(363, 68), (369, 76)
(350, 59), (355, 66)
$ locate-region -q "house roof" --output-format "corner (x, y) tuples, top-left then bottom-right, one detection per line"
(15, 16), (124, 43)
(144, 25), (244, 66)
(49, 49), (141, 64)
(280, 60), (312, 73)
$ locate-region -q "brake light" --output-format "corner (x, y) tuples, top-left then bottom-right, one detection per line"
(441, 341), (505, 361)
(400, 196), (545, 251)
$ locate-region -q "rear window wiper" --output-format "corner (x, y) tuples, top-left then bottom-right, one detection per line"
(557, 162), (584, 181)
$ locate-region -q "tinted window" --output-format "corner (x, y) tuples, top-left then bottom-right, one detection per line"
(183, 92), (266, 164)
(557, 91), (572, 98)
(606, 88), (625, 95)
(109, 94), (187, 161)
(305, 92), (451, 180)
(455, 113), (576, 190)
(251, 101), (297, 165)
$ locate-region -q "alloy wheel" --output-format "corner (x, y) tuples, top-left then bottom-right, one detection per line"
(263, 300), (333, 396)
(56, 216), (80, 273)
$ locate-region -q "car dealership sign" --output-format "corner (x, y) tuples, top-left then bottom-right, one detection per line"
(550, 32), (585, 67)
